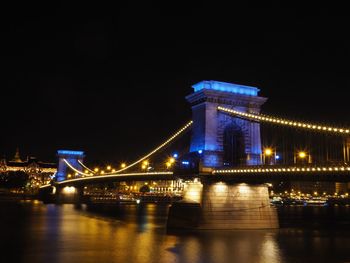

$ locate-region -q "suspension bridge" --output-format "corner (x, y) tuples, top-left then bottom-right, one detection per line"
(39, 80), (350, 230)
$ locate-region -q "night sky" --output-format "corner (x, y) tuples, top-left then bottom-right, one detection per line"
(2, 3), (350, 164)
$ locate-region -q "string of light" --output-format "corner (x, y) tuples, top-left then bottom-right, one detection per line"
(56, 171), (174, 184)
(218, 106), (350, 135)
(78, 160), (95, 174)
(92, 120), (193, 174)
(63, 159), (93, 177)
(213, 166), (350, 174)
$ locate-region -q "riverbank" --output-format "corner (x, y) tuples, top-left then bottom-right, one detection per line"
(0, 191), (37, 202)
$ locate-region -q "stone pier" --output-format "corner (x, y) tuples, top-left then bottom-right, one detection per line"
(167, 181), (278, 230)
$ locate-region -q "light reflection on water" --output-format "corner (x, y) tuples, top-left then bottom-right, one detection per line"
(1, 202), (350, 263)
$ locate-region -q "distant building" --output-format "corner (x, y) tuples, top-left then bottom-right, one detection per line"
(0, 148), (57, 187)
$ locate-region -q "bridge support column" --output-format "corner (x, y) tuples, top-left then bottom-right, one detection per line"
(167, 180), (278, 230)
(199, 181), (278, 229)
(55, 185), (83, 204)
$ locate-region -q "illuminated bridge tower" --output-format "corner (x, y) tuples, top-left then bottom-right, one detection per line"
(186, 80), (267, 170)
(56, 150), (85, 182)
(169, 81), (278, 229)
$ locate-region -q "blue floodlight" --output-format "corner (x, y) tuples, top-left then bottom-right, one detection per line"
(182, 161), (190, 165)
(192, 80), (259, 96)
(173, 153), (178, 158)
(57, 150), (84, 156)
(198, 150), (203, 154)
(275, 155), (280, 160)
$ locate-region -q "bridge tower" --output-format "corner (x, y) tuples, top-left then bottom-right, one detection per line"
(186, 80), (267, 170)
(56, 150), (85, 182)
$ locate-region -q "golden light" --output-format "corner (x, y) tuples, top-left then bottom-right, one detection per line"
(169, 157), (175, 164)
(143, 160), (149, 166)
(264, 148), (273, 156)
(166, 162), (171, 168)
(63, 186), (76, 194)
(84, 169), (89, 174)
(67, 174), (72, 178)
(94, 168), (99, 172)
(100, 170), (105, 175)
(121, 163), (126, 168)
(298, 151), (307, 158)
(106, 165), (111, 170)
(141, 164), (147, 170)
(112, 169), (116, 173)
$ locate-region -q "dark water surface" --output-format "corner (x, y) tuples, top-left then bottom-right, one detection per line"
(1, 201), (350, 263)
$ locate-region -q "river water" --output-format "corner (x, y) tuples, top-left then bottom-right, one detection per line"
(1, 201), (350, 263)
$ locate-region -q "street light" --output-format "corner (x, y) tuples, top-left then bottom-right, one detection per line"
(263, 148), (275, 165)
(265, 148), (273, 156)
(121, 163), (126, 168)
(295, 151), (311, 164)
(298, 151), (306, 159)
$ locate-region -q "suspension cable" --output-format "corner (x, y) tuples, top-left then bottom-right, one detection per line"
(109, 120), (193, 174)
(76, 120), (193, 176)
(218, 106), (350, 135)
(78, 160), (95, 174)
(63, 159), (92, 177)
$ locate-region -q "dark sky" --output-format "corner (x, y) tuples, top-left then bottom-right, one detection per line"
(2, 3), (350, 164)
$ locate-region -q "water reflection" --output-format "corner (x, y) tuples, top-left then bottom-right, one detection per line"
(1, 201), (350, 262)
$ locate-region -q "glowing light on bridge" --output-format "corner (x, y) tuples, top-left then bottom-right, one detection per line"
(55, 171), (174, 185)
(298, 151), (307, 159)
(100, 120), (193, 174)
(78, 160), (95, 174)
(218, 106), (350, 135)
(70, 121), (192, 176)
(213, 166), (350, 174)
(192, 80), (259, 96)
(62, 186), (76, 194)
(213, 182), (227, 193)
(57, 150), (84, 156)
(63, 159), (93, 177)
(264, 148), (273, 156)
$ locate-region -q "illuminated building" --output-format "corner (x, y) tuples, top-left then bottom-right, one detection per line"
(0, 148), (56, 187)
